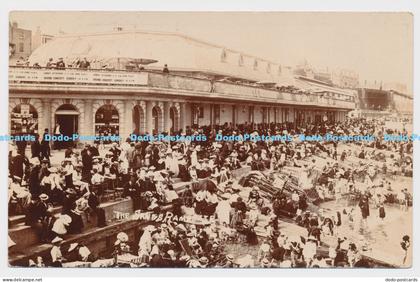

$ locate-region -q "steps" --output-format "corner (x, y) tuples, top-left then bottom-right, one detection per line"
(8, 165), (252, 263)
(9, 206), (63, 226)
(8, 198), (134, 251)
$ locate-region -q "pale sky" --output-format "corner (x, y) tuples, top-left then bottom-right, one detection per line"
(10, 11), (413, 93)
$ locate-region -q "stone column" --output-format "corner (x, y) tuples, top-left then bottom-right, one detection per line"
(163, 102), (171, 133)
(232, 105), (236, 127)
(180, 102), (191, 132)
(42, 99), (51, 134)
(250, 106), (255, 129)
(209, 104), (213, 129)
(121, 100), (133, 140)
(274, 108), (277, 124)
(82, 100), (93, 139)
(146, 101), (153, 134)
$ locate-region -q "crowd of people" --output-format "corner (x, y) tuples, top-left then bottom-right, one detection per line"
(8, 117), (413, 267)
(15, 57), (174, 74)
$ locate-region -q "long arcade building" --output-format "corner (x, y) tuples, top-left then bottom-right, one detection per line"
(9, 31), (356, 143)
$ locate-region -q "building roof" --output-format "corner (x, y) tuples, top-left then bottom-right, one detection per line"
(295, 76), (356, 97)
(28, 30), (294, 84)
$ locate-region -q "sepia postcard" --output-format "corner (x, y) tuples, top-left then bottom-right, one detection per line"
(7, 11), (413, 268)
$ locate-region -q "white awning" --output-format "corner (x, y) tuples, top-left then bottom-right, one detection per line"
(55, 110), (79, 115)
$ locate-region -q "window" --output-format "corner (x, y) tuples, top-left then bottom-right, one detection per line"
(213, 105), (220, 125)
(11, 104), (38, 135)
(18, 43), (24, 53)
(95, 104), (119, 136)
(192, 105), (204, 126)
(198, 106), (204, 118)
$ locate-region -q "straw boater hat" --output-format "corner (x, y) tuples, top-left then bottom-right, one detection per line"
(13, 175), (22, 182)
(68, 243), (79, 252)
(39, 194), (49, 201)
(48, 167), (58, 173)
(226, 254), (234, 262)
(261, 258), (271, 267)
(179, 255), (191, 262)
(198, 256), (209, 266)
(116, 232), (129, 243)
(115, 232), (129, 246)
(30, 158), (40, 165)
(176, 224), (187, 233)
(65, 188), (77, 195)
(51, 236), (63, 244)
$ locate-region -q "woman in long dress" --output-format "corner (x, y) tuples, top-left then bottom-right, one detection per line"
(216, 199), (232, 225)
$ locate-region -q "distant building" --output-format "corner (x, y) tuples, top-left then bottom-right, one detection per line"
(314, 70), (332, 85)
(293, 61), (315, 80)
(32, 26), (54, 52)
(9, 22), (32, 62)
(332, 69), (359, 89)
(354, 87), (412, 120)
(383, 82), (408, 95)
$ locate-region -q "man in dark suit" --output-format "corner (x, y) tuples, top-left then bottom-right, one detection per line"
(16, 139), (27, 157)
(55, 58), (66, 69)
(40, 128), (51, 162)
(10, 151), (30, 183)
(25, 194), (52, 242)
(28, 159), (42, 197)
(81, 147), (93, 183)
(31, 134), (41, 161)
